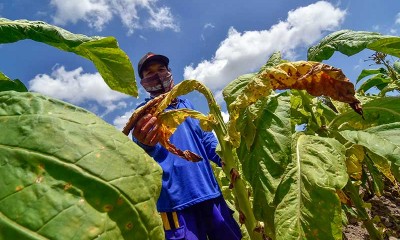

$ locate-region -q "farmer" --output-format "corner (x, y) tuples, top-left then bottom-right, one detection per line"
(131, 52), (242, 240)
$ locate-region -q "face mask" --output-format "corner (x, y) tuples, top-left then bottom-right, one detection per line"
(140, 72), (174, 96)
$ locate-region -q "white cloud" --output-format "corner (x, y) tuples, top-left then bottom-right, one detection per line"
(50, 0), (179, 34)
(113, 110), (132, 131)
(183, 1), (346, 91)
(204, 23), (215, 29)
(29, 65), (130, 115)
(396, 13), (400, 25)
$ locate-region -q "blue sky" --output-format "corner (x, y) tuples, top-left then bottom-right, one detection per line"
(1, 0), (400, 130)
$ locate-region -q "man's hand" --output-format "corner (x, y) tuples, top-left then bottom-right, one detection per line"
(132, 113), (161, 147)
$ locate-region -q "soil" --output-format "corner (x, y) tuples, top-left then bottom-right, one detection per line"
(343, 182), (400, 240)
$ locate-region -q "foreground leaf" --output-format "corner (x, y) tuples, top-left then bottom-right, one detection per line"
(0, 18), (137, 96)
(0, 91), (163, 240)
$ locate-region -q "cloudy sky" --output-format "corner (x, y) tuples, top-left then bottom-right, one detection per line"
(1, 0), (400, 130)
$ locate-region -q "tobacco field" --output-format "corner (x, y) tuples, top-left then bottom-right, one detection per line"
(1, 18), (400, 240)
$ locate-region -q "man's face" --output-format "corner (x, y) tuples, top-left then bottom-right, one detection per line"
(140, 61), (174, 96)
(142, 62), (169, 78)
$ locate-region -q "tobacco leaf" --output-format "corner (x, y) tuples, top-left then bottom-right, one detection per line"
(157, 109), (216, 162)
(123, 81), (217, 162)
(226, 61), (362, 147)
(259, 61), (362, 115)
(122, 94), (203, 162)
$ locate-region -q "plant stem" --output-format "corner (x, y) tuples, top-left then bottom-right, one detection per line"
(344, 180), (383, 240)
(210, 103), (263, 240)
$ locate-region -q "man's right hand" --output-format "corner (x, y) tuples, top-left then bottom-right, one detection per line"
(132, 113), (161, 147)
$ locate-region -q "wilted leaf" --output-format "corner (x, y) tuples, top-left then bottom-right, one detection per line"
(157, 109), (216, 161)
(260, 61), (361, 112)
(0, 91), (163, 240)
(123, 80), (220, 162)
(345, 145), (364, 180)
(0, 18), (137, 96)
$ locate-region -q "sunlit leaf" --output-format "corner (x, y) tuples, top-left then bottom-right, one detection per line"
(0, 91), (163, 240)
(0, 18), (137, 96)
(260, 61), (361, 110)
(123, 80), (222, 162)
(307, 30), (387, 62)
(368, 37), (400, 58)
(274, 135), (347, 240)
(157, 109), (216, 161)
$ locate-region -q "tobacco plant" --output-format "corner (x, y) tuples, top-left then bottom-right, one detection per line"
(1, 18), (399, 240)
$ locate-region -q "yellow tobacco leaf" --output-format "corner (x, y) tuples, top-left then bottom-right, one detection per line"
(157, 109), (216, 162)
(123, 80), (219, 162)
(227, 76), (273, 147)
(259, 61), (362, 115)
(345, 145), (364, 180)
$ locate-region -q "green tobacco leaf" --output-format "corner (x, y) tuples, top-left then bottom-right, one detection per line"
(290, 90), (338, 134)
(236, 92), (292, 236)
(0, 18), (137, 97)
(356, 68), (386, 84)
(0, 72), (28, 92)
(0, 92), (163, 240)
(368, 37), (400, 58)
(307, 30), (386, 62)
(274, 135), (347, 240)
(340, 122), (400, 182)
(329, 96), (400, 131)
(357, 74), (391, 93)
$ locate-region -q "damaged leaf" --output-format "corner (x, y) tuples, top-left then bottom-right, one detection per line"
(123, 81), (219, 162)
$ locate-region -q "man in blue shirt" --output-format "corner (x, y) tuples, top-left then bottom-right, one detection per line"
(132, 52), (242, 240)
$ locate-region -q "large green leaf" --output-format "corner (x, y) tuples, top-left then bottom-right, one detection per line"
(0, 18), (137, 97)
(236, 92), (292, 237)
(0, 91), (163, 239)
(368, 37), (400, 58)
(340, 122), (400, 181)
(307, 30), (387, 62)
(329, 96), (400, 130)
(274, 135), (347, 240)
(0, 72), (28, 92)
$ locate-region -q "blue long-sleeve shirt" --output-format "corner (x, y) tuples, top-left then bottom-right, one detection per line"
(132, 97), (222, 212)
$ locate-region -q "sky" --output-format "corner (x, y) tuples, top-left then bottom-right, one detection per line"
(1, 0), (400, 130)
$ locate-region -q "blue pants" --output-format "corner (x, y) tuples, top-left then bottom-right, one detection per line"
(161, 196), (242, 240)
